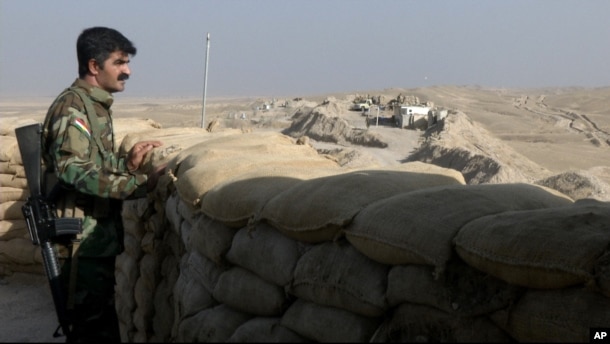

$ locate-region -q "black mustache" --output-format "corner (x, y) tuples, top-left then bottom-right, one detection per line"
(118, 74), (129, 81)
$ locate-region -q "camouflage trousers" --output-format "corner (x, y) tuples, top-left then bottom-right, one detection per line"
(61, 256), (121, 343)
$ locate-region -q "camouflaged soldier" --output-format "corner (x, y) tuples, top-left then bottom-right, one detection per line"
(42, 27), (166, 343)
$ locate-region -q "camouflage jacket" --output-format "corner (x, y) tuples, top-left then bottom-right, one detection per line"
(42, 78), (148, 256)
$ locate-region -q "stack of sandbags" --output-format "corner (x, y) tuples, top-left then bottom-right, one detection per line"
(455, 199), (610, 342)
(0, 118), (41, 275)
(115, 128), (610, 342)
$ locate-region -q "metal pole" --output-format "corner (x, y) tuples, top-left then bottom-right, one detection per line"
(201, 33), (210, 128)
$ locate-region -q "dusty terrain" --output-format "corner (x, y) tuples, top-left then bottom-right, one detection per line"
(1, 85), (609, 342)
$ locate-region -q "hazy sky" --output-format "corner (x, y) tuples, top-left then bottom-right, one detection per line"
(1, 0), (609, 99)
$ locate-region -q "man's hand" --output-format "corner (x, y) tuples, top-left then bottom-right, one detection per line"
(126, 140), (163, 172)
(147, 163), (168, 192)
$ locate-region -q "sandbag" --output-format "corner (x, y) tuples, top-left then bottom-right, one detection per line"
(190, 214), (238, 265)
(0, 187), (28, 203)
(0, 162), (25, 177)
(213, 266), (289, 316)
(170, 131), (330, 206)
(345, 183), (573, 272)
(112, 117), (162, 146)
(201, 165), (339, 228)
(0, 174), (28, 189)
(261, 165), (465, 243)
(280, 299), (382, 342)
(0, 220), (28, 240)
(226, 223), (311, 286)
(120, 127), (216, 176)
(0, 117), (38, 137)
(152, 278), (174, 342)
(227, 317), (307, 343)
(290, 240), (389, 317)
(173, 266), (216, 320)
(0, 237), (37, 265)
(489, 287), (610, 342)
(0, 136), (18, 162)
(387, 260), (523, 316)
(175, 304), (253, 342)
(371, 303), (511, 342)
(182, 250), (225, 294)
(454, 200), (610, 289)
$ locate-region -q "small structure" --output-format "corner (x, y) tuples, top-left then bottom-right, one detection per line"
(393, 105), (431, 129)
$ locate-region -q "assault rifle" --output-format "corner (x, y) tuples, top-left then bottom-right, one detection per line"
(15, 123), (82, 340)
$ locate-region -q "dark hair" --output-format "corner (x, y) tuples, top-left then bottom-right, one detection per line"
(77, 27), (137, 78)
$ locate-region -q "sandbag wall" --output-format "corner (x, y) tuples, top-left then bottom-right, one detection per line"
(0, 118), (42, 275)
(116, 130), (610, 343)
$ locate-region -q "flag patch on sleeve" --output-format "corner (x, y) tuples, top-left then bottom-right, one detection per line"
(73, 118), (91, 138)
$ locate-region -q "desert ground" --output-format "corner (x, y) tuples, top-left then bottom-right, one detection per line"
(1, 85), (609, 342)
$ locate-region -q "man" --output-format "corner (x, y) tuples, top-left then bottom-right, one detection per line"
(42, 27), (165, 342)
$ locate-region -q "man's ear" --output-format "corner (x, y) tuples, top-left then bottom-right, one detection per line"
(87, 58), (99, 76)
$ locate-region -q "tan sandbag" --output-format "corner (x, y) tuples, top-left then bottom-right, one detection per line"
(213, 266), (289, 316)
(119, 127), (212, 174)
(115, 252), (139, 288)
(164, 128), (250, 172)
(170, 131), (330, 206)
(133, 276), (155, 333)
(190, 214), (238, 265)
(122, 232), (142, 260)
(0, 201), (25, 220)
(152, 278), (174, 342)
(260, 165), (465, 243)
(280, 299), (382, 342)
(290, 240), (389, 317)
(0, 174), (28, 189)
(115, 292), (135, 341)
(182, 250), (226, 294)
(387, 260), (523, 317)
(112, 117), (162, 146)
(345, 183), (573, 272)
(0, 219), (28, 240)
(137, 254), (158, 292)
(227, 317), (307, 343)
(175, 304), (253, 342)
(371, 303), (511, 343)
(200, 164), (339, 228)
(0, 187), (28, 203)
(0, 117), (38, 137)
(0, 136), (18, 162)
(119, 127), (209, 156)
(173, 266), (216, 320)
(164, 192), (183, 233)
(122, 217), (146, 239)
(122, 197), (152, 221)
(0, 237), (37, 265)
(454, 201), (610, 289)
(489, 287), (610, 342)
(225, 223), (311, 286)
(145, 211), (166, 239)
(0, 162), (25, 177)
(177, 196), (200, 225)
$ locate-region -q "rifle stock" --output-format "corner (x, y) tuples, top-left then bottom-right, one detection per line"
(15, 123), (82, 340)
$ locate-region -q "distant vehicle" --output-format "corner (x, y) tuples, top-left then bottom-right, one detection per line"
(351, 99), (373, 111)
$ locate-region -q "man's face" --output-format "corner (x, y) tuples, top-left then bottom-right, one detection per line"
(95, 50), (131, 93)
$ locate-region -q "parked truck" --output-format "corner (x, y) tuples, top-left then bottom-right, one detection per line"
(351, 99), (373, 112)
